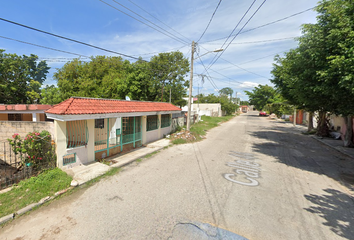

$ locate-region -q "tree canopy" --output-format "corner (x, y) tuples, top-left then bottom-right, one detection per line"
(195, 93), (237, 115)
(0, 49), (49, 104)
(45, 51), (189, 106)
(270, 0), (354, 145)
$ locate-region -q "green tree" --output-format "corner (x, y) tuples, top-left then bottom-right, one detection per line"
(245, 85), (277, 111)
(219, 87), (233, 102)
(53, 52), (189, 106)
(196, 93), (236, 115)
(148, 51), (190, 104)
(40, 85), (63, 105)
(0, 50), (49, 104)
(271, 0), (354, 145)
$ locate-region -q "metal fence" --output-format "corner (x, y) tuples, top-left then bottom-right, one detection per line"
(0, 140), (56, 190)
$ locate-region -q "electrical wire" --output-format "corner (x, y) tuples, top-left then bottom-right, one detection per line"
(196, 0), (223, 43)
(0, 17), (142, 61)
(0, 34), (193, 81)
(201, 7), (315, 44)
(127, 0), (191, 43)
(99, 0), (188, 45)
(206, 0), (257, 72)
(111, 0), (189, 44)
(206, 0), (268, 71)
(0, 35), (90, 58)
(131, 44), (189, 57)
(195, 52), (219, 90)
(207, 36), (297, 45)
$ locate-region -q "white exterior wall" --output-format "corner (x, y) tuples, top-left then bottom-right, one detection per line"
(195, 103), (222, 117)
(65, 146), (88, 167)
(54, 121), (66, 168)
(146, 129), (159, 144)
(161, 126), (171, 137)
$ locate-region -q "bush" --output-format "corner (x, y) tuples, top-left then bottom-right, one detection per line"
(8, 130), (56, 170)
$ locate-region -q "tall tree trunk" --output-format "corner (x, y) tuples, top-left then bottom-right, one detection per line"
(316, 111), (329, 137)
(307, 112), (314, 132)
(343, 115), (354, 147)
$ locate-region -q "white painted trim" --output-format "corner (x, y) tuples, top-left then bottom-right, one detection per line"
(46, 111), (181, 122)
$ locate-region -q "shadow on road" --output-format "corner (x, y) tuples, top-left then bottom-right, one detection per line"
(249, 123), (354, 190)
(304, 188), (354, 239)
(249, 121), (354, 238)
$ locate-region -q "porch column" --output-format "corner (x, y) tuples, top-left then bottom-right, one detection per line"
(142, 116), (147, 145)
(54, 120), (66, 168)
(158, 114), (162, 139)
(32, 113), (37, 122)
(87, 119), (95, 162)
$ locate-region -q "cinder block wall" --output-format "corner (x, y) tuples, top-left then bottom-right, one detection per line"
(0, 121), (54, 143)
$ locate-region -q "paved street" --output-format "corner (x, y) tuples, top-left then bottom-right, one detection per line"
(1, 111), (354, 240)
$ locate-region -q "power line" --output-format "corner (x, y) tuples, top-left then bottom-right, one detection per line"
(195, 52), (219, 90)
(207, 36), (297, 45)
(200, 7), (315, 44)
(206, 0), (257, 71)
(196, 0), (223, 43)
(111, 0), (189, 44)
(0, 35), (90, 58)
(206, 0), (268, 71)
(0, 17), (141, 61)
(131, 44), (189, 57)
(0, 35), (191, 79)
(127, 0), (191, 43)
(99, 0), (188, 45)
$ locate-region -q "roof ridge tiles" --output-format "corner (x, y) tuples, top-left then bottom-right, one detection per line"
(70, 96), (171, 104)
(46, 97), (181, 115)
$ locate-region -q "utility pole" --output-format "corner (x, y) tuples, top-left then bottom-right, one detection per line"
(169, 88), (171, 103)
(187, 41), (195, 131)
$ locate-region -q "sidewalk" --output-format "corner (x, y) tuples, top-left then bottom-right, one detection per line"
(288, 121), (354, 159)
(64, 139), (171, 186)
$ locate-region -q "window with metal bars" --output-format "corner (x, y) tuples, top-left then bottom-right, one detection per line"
(161, 114), (171, 128)
(147, 115), (158, 131)
(8, 114), (22, 121)
(66, 120), (88, 148)
(63, 153), (76, 166)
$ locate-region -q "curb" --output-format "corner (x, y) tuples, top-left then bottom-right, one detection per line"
(111, 146), (166, 169)
(311, 136), (354, 159)
(0, 187), (72, 226)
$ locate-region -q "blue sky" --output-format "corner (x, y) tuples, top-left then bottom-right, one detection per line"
(1, 0), (319, 101)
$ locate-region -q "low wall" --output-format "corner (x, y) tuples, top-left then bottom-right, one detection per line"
(0, 121), (54, 143)
(171, 117), (184, 132)
(146, 129), (159, 144)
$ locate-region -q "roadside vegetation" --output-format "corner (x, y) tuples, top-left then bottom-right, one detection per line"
(170, 115), (234, 144)
(0, 168), (72, 218)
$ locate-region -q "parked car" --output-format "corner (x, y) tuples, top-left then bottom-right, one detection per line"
(259, 111), (267, 116)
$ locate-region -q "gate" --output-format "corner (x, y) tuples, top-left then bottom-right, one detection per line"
(94, 117), (142, 160)
(0, 139), (56, 190)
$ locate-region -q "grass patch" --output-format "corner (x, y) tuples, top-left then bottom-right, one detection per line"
(170, 115), (234, 144)
(172, 138), (187, 144)
(190, 115), (234, 137)
(0, 168), (72, 218)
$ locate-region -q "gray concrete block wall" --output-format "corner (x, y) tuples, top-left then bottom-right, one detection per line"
(0, 121), (54, 143)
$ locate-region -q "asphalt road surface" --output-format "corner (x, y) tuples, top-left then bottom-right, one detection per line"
(1, 111), (354, 240)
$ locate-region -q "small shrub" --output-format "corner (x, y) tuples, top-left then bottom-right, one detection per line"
(8, 130), (56, 170)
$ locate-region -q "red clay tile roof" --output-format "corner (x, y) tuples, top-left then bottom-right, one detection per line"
(45, 97), (182, 115)
(0, 104), (52, 111)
